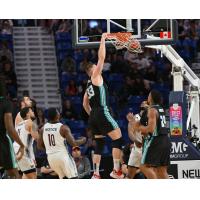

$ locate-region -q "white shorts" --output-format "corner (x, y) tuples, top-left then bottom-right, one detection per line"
(47, 151), (78, 179)
(17, 155), (36, 174)
(128, 143), (142, 168)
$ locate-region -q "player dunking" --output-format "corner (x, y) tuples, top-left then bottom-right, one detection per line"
(83, 33), (124, 179)
(132, 90), (171, 179)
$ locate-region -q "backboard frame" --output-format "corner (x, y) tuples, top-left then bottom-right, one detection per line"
(72, 19), (178, 49)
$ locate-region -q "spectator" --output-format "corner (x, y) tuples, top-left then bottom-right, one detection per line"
(62, 99), (78, 120)
(110, 53), (129, 73)
(117, 76), (135, 108)
(0, 41), (13, 62)
(78, 79), (87, 96)
(79, 57), (90, 72)
(56, 19), (72, 33)
(64, 80), (78, 96)
(1, 20), (13, 34)
(134, 75), (149, 96)
(72, 146), (91, 179)
(103, 54), (112, 72)
(61, 56), (76, 75)
(83, 128), (96, 159)
(90, 49), (98, 63)
(124, 50), (138, 64)
(2, 62), (17, 98)
(144, 64), (157, 82)
(134, 54), (151, 70)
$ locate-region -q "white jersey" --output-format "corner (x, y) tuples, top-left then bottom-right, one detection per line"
(43, 122), (67, 155)
(15, 112), (23, 127)
(14, 120), (34, 160)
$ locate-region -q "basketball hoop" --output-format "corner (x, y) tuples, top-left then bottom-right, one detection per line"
(106, 32), (143, 54)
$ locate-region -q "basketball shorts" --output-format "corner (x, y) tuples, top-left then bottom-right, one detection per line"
(89, 107), (119, 135)
(47, 151), (78, 179)
(17, 155), (36, 174)
(141, 135), (171, 167)
(0, 135), (18, 170)
(14, 144), (36, 174)
(128, 143), (142, 168)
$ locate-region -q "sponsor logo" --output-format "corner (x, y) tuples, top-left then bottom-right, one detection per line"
(170, 142), (189, 159)
(182, 169), (200, 179)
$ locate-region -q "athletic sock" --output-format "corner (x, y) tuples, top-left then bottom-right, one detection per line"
(94, 163), (100, 175)
(113, 159), (120, 171)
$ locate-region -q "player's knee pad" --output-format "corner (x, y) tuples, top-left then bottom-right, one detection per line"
(94, 137), (106, 155)
(111, 137), (123, 150)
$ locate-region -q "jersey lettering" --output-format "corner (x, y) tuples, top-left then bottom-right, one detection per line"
(160, 115), (166, 128)
(87, 85), (95, 99)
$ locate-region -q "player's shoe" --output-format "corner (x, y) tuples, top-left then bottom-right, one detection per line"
(110, 169), (124, 179)
(91, 173), (101, 179)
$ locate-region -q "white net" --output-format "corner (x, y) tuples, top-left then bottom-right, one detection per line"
(106, 32), (143, 54)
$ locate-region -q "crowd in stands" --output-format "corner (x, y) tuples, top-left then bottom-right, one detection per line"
(0, 20), (17, 100)
(1, 19), (200, 178)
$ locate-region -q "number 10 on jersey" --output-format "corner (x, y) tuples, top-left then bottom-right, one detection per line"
(48, 134), (56, 146)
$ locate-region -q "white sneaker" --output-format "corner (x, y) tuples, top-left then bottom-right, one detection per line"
(110, 169), (124, 179)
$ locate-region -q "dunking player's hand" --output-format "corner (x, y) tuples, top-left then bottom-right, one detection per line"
(101, 33), (108, 40)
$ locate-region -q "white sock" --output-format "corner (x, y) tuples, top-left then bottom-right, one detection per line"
(94, 163), (100, 175)
(113, 159), (120, 171)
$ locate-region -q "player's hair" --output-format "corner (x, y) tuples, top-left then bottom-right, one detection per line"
(82, 62), (93, 72)
(20, 107), (31, 119)
(0, 74), (7, 97)
(150, 90), (163, 105)
(47, 107), (58, 121)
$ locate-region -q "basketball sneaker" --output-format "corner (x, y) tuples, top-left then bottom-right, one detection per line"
(110, 169), (124, 179)
(91, 173), (101, 179)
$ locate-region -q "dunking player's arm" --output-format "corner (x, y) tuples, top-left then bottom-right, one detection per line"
(92, 33), (107, 79)
(133, 108), (157, 135)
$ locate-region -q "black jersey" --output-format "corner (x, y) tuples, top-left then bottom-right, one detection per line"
(86, 79), (110, 109)
(150, 105), (168, 136)
(0, 97), (13, 139)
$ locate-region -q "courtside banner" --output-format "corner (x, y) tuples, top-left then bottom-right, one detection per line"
(170, 137), (200, 161)
(171, 160), (200, 179)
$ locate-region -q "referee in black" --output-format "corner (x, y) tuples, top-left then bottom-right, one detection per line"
(0, 75), (25, 178)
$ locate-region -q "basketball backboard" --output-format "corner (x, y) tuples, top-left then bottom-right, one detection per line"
(72, 19), (178, 48)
